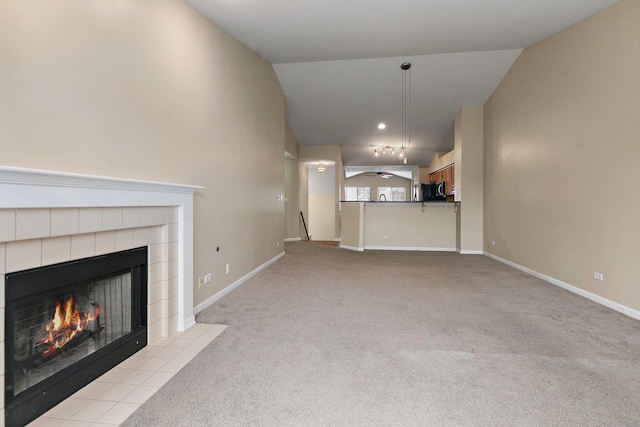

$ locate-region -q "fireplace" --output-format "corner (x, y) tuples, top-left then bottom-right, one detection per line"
(0, 166), (200, 424)
(4, 248), (148, 427)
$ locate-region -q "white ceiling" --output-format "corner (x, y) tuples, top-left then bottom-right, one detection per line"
(274, 50), (521, 166)
(187, 0), (618, 167)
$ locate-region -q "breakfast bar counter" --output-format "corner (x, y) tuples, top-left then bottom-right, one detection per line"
(340, 201), (457, 251)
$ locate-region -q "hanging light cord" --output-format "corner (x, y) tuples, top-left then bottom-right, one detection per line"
(401, 62), (412, 163)
(408, 67), (411, 148)
(402, 66), (406, 151)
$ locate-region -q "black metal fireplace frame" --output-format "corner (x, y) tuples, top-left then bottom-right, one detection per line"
(4, 247), (148, 427)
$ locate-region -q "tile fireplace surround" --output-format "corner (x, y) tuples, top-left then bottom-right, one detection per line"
(0, 166), (204, 424)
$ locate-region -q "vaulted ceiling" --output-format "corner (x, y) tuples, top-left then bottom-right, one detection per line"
(187, 0), (618, 168)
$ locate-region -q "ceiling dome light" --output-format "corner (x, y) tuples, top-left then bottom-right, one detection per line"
(316, 163), (326, 173)
(378, 123), (386, 130)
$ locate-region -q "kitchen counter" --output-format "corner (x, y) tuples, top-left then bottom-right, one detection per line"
(341, 200), (454, 204)
(340, 201), (457, 251)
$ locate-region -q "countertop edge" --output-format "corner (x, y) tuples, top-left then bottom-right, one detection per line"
(340, 201), (456, 204)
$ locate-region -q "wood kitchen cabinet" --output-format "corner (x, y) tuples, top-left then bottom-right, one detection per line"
(429, 169), (443, 183)
(428, 164), (455, 195)
(443, 167), (451, 193)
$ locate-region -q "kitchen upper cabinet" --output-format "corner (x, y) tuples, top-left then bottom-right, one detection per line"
(443, 167), (451, 193)
(428, 164), (455, 195)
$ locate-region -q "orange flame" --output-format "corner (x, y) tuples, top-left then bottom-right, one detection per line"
(39, 296), (99, 358)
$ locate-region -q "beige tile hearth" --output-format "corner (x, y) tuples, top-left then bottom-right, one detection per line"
(26, 324), (226, 427)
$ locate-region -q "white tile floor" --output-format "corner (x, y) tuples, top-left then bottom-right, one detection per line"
(25, 324), (227, 427)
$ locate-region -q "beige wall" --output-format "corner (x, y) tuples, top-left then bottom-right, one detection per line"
(309, 194), (335, 240)
(0, 0), (286, 306)
(335, 154), (344, 238)
(340, 202), (364, 250)
(298, 162), (310, 239)
(299, 145), (342, 166)
(455, 106), (484, 252)
(285, 123), (299, 158)
(344, 174), (412, 201)
(284, 158), (300, 240)
(308, 164), (335, 240)
(484, 0), (640, 310)
(284, 123), (300, 240)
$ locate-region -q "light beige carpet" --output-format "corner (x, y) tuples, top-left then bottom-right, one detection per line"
(123, 242), (640, 426)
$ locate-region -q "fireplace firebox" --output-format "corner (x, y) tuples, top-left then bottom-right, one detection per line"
(4, 248), (148, 427)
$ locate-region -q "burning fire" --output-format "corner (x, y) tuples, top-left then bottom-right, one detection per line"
(39, 296), (99, 358)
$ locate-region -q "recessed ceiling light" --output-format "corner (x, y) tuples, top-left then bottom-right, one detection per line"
(377, 123), (386, 130)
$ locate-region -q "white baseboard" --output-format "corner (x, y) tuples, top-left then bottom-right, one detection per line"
(364, 246), (457, 252)
(459, 250), (483, 255)
(484, 251), (640, 321)
(285, 237), (301, 242)
(193, 251), (285, 315)
(340, 245), (364, 251)
(333, 237), (342, 242)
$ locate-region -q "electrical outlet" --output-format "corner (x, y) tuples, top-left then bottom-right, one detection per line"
(594, 272), (604, 281)
(204, 273), (212, 284)
(491, 240), (496, 246)
(226, 263), (230, 274)
(381, 235), (387, 240)
(198, 276), (204, 289)
(276, 241), (280, 247)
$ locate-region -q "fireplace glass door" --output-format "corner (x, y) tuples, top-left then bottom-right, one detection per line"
(10, 271), (133, 396)
(4, 247), (147, 427)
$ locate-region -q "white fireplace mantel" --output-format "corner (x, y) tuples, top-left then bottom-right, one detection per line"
(0, 165), (204, 331)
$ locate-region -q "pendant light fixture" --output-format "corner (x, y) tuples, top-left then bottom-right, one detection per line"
(401, 61), (411, 165)
(372, 62), (411, 164)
